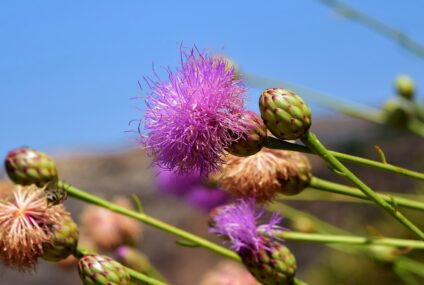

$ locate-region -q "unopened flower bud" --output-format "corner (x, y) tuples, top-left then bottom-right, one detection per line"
(278, 151), (312, 196)
(116, 246), (165, 282)
(240, 239), (297, 285)
(5, 147), (58, 187)
(227, 111), (267, 157)
(368, 245), (402, 264)
(259, 88), (311, 140)
(291, 216), (315, 233)
(42, 215), (79, 262)
(382, 98), (415, 128)
(78, 254), (131, 285)
(395, 74), (415, 100)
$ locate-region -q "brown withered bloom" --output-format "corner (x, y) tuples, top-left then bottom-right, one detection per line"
(212, 148), (312, 202)
(0, 185), (68, 271)
(80, 197), (142, 250)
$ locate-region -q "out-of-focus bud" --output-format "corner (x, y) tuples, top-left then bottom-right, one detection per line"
(291, 216), (315, 233)
(382, 98), (415, 128)
(367, 245), (403, 264)
(199, 260), (260, 285)
(395, 74), (415, 100)
(116, 246), (166, 283)
(5, 147), (58, 187)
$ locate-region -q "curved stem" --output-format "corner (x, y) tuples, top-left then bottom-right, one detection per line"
(59, 181), (240, 261)
(74, 247), (168, 285)
(265, 137), (424, 181)
(309, 177), (424, 212)
(301, 132), (424, 240)
(275, 231), (424, 249)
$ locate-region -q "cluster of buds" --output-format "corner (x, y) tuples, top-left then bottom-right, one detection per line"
(2, 147), (136, 285)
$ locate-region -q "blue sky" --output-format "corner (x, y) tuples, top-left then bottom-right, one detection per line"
(0, 0), (423, 156)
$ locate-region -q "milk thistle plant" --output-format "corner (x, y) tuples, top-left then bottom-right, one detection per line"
(1, 46), (424, 285)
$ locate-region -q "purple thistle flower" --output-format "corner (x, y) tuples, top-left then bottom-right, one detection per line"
(141, 47), (248, 174)
(209, 198), (284, 253)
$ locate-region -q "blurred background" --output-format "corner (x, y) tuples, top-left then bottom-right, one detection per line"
(0, 0), (423, 284)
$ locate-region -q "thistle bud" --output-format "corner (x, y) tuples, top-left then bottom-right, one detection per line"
(240, 239), (297, 285)
(368, 245), (402, 264)
(78, 254), (131, 285)
(259, 88), (311, 140)
(227, 111), (267, 157)
(278, 151), (312, 196)
(382, 98), (415, 128)
(5, 147), (58, 187)
(395, 74), (415, 100)
(116, 246), (165, 282)
(42, 215), (79, 262)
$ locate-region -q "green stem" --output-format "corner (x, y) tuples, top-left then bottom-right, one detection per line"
(58, 181), (240, 261)
(62, 181), (309, 285)
(265, 137), (424, 181)
(275, 231), (424, 249)
(310, 177), (424, 212)
(74, 247), (167, 285)
(301, 132), (424, 240)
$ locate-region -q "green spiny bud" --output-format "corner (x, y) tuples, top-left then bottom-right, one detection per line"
(278, 152), (312, 196)
(395, 74), (415, 100)
(227, 111), (267, 157)
(78, 254), (131, 285)
(382, 98), (415, 128)
(42, 215), (79, 262)
(240, 240), (297, 285)
(259, 88), (311, 140)
(5, 147), (58, 187)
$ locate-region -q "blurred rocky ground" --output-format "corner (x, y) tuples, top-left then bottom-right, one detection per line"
(0, 117), (423, 285)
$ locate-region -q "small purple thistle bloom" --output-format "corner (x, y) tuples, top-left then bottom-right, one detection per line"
(209, 198), (285, 253)
(141, 47), (248, 174)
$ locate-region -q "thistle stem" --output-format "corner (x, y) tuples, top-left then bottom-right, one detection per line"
(301, 132), (424, 240)
(74, 247), (168, 285)
(309, 177), (424, 212)
(62, 182), (309, 285)
(59, 181), (240, 261)
(276, 231), (424, 249)
(265, 137), (424, 181)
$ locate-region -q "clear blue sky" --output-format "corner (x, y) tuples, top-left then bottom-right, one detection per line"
(1, 0), (423, 156)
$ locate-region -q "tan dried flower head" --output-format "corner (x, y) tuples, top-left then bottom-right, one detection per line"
(213, 148), (312, 202)
(80, 197), (142, 250)
(199, 260), (260, 285)
(0, 185), (67, 271)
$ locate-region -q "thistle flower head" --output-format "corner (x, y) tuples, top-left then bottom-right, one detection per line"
(0, 185), (66, 271)
(141, 47), (248, 174)
(209, 198), (284, 253)
(213, 148), (312, 202)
